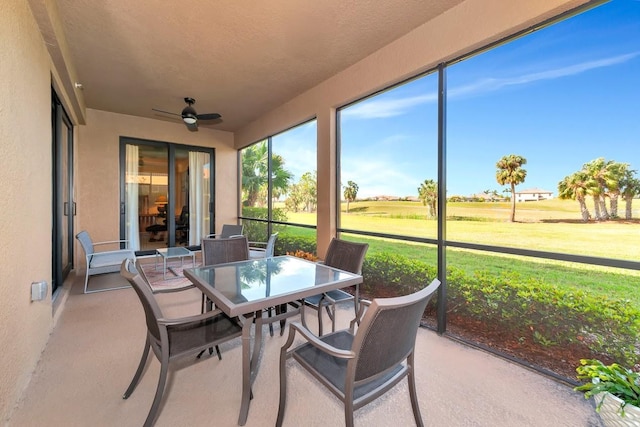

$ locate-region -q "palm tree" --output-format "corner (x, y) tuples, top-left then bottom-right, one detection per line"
(343, 181), (359, 213)
(496, 154), (527, 222)
(241, 141), (293, 207)
(602, 161), (629, 218)
(620, 170), (640, 219)
(418, 179), (438, 218)
(558, 171), (591, 222)
(583, 158), (616, 220)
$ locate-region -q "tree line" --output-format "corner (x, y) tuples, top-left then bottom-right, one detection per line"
(242, 142), (639, 223)
(558, 157), (640, 222)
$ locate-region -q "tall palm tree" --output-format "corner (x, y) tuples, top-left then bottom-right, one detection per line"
(343, 181), (359, 213)
(583, 158), (615, 220)
(620, 170), (640, 220)
(558, 171), (591, 222)
(418, 179), (438, 218)
(241, 141), (293, 207)
(603, 161), (629, 218)
(496, 154), (527, 222)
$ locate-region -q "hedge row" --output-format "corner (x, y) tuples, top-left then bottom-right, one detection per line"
(275, 233), (640, 366)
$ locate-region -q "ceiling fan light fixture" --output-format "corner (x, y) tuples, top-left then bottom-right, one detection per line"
(182, 114), (197, 125)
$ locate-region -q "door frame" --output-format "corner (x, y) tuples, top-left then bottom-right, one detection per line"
(51, 89), (74, 295)
(119, 137), (215, 255)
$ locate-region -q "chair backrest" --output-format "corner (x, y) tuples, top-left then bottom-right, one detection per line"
(265, 232), (279, 257)
(202, 235), (249, 266)
(76, 231), (94, 255)
(120, 259), (164, 342)
(350, 279), (441, 383)
(177, 206), (189, 226)
(323, 238), (369, 274)
(220, 224), (244, 238)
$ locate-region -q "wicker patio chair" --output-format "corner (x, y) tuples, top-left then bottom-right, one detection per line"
(249, 232), (278, 259)
(301, 238), (368, 336)
(277, 278), (441, 427)
(120, 259), (242, 427)
(76, 230), (136, 294)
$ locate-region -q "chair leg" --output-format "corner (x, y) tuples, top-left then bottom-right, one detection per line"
(279, 304), (287, 336)
(84, 269), (90, 294)
(144, 351), (170, 427)
(268, 307), (274, 337)
(198, 295), (218, 359)
(344, 399), (355, 427)
(276, 335), (293, 426)
(407, 355), (424, 427)
(123, 338), (151, 399)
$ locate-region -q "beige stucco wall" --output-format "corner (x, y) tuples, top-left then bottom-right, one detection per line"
(0, 0), (56, 421)
(76, 109), (236, 269)
(234, 0), (589, 255)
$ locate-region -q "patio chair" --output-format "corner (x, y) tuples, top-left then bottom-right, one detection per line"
(120, 259), (242, 427)
(249, 232), (278, 259)
(76, 230), (136, 294)
(206, 223), (244, 239)
(277, 278), (441, 427)
(201, 235), (249, 266)
(301, 238), (368, 336)
(199, 235), (249, 356)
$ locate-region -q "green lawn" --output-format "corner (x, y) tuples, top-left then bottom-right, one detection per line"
(279, 199), (640, 305)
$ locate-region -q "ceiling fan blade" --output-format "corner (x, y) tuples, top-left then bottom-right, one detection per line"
(196, 113), (221, 121)
(152, 108), (181, 116)
(186, 121), (199, 132)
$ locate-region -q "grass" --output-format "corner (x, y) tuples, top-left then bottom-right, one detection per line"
(277, 198), (640, 306)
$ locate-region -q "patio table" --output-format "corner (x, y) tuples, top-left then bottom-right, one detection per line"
(184, 255), (363, 425)
(155, 247), (195, 280)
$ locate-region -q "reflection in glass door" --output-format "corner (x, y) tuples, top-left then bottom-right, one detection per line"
(121, 138), (214, 254)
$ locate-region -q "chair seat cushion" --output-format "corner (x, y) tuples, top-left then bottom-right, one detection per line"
(168, 313), (242, 358)
(304, 289), (354, 307)
(293, 330), (403, 399)
(89, 251), (134, 268)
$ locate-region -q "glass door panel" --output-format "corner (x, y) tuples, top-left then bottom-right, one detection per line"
(174, 147), (212, 247)
(121, 138), (214, 254)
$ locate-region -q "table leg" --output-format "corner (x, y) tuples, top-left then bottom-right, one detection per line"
(238, 313), (255, 426)
(163, 256), (167, 280)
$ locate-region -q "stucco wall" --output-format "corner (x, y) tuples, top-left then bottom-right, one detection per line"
(0, 0), (55, 421)
(76, 109), (236, 269)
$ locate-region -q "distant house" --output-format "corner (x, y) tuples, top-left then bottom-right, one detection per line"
(515, 188), (553, 202)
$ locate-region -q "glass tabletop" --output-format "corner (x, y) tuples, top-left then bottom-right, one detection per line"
(185, 255), (361, 316)
(156, 247), (191, 258)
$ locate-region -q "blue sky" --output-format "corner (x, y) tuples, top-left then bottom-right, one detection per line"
(276, 0), (640, 199)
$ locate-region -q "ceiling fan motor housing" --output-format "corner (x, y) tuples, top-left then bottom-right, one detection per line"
(182, 99), (197, 124)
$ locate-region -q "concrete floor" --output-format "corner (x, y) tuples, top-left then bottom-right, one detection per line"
(8, 263), (602, 427)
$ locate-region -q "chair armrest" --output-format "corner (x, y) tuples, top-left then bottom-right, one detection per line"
(349, 298), (371, 331)
(93, 239), (129, 246)
(89, 248), (135, 257)
(287, 321), (355, 359)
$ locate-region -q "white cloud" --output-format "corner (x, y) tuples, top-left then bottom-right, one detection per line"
(341, 52), (639, 120)
(341, 93), (437, 119)
(342, 158), (420, 198)
(450, 52), (640, 98)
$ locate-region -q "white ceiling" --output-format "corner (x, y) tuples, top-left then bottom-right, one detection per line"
(54, 0), (464, 132)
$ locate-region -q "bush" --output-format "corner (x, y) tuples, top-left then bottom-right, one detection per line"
(358, 251), (640, 367)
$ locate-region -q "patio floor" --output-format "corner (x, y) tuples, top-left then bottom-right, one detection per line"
(8, 260), (602, 426)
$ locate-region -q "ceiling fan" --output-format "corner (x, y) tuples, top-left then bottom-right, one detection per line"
(152, 97), (221, 131)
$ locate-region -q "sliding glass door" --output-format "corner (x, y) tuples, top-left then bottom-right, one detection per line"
(52, 91), (74, 294)
(120, 137), (214, 254)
